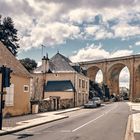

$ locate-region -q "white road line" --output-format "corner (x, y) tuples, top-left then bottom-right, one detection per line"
(72, 114), (104, 132)
(72, 104), (118, 132)
(60, 130), (71, 133)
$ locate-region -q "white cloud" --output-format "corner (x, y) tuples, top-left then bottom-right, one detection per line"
(110, 50), (133, 58)
(95, 29), (113, 40)
(85, 26), (113, 40)
(112, 23), (140, 38)
(70, 44), (109, 62)
(85, 26), (99, 35)
(66, 9), (97, 24)
(135, 41), (140, 46)
(19, 22), (80, 50)
(70, 43), (133, 62)
(129, 45), (132, 49)
(1, 0), (140, 50)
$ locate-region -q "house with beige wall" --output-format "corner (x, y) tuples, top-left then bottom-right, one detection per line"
(0, 42), (32, 117)
(33, 52), (89, 111)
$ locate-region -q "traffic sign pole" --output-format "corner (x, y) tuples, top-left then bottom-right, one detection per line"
(0, 65), (4, 130)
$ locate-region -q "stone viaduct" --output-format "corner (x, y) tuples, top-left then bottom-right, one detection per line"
(79, 54), (140, 100)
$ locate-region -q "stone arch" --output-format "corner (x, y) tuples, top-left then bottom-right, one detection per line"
(87, 66), (104, 82)
(107, 63), (130, 96)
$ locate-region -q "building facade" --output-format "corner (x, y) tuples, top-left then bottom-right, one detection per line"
(33, 52), (89, 111)
(0, 42), (32, 117)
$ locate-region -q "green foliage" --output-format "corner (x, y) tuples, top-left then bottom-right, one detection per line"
(20, 58), (37, 72)
(0, 15), (19, 56)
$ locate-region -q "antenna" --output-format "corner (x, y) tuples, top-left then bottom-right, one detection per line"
(57, 49), (59, 54)
(41, 44), (47, 57)
(41, 44), (44, 57)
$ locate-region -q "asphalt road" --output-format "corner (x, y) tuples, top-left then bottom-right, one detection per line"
(1, 102), (130, 140)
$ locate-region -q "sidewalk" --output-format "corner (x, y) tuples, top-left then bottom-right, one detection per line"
(0, 107), (82, 136)
(126, 102), (140, 140)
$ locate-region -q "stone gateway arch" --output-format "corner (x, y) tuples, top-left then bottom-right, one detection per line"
(79, 55), (140, 100)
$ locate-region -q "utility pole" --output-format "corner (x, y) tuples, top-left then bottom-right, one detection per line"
(0, 65), (12, 130)
(0, 66), (4, 130)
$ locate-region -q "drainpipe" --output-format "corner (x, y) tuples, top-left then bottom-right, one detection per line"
(42, 56), (46, 99)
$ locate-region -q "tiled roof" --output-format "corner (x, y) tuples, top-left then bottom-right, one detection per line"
(34, 52), (76, 73)
(0, 42), (31, 78)
(34, 52), (87, 76)
(45, 80), (75, 92)
(50, 53), (75, 72)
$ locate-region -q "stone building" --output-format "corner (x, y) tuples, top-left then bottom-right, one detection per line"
(33, 52), (89, 111)
(0, 42), (32, 117)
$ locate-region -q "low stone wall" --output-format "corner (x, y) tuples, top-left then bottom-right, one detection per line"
(38, 100), (52, 112)
(38, 99), (74, 112)
(132, 98), (140, 102)
(60, 99), (74, 109)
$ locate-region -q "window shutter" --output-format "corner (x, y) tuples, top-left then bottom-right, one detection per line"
(5, 84), (14, 106)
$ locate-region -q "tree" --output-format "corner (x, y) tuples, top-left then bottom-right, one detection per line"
(89, 80), (104, 99)
(20, 58), (37, 72)
(0, 15), (19, 56)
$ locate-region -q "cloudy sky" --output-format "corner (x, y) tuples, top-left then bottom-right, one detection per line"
(1, 0), (140, 88)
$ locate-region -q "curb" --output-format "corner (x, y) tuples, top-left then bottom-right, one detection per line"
(0, 115), (68, 136)
(54, 107), (83, 115)
(124, 115), (135, 140)
(0, 107), (82, 136)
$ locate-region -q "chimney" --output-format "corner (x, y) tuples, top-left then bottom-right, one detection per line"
(42, 53), (49, 73)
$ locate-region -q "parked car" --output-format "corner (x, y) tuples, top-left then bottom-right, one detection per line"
(92, 97), (101, 107)
(84, 97), (101, 108)
(84, 100), (97, 108)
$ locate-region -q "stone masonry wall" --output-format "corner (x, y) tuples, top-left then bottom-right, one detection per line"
(60, 99), (74, 109)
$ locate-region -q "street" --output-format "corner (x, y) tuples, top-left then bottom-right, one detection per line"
(1, 102), (130, 140)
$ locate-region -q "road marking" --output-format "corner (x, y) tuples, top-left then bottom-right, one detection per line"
(60, 130), (71, 133)
(72, 114), (104, 132)
(72, 104), (118, 132)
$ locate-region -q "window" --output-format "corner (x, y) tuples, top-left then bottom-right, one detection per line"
(79, 79), (81, 88)
(86, 81), (88, 89)
(82, 80), (85, 88)
(5, 84), (14, 106)
(24, 85), (29, 92)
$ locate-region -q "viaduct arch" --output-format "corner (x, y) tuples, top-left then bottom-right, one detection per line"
(80, 55), (140, 100)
